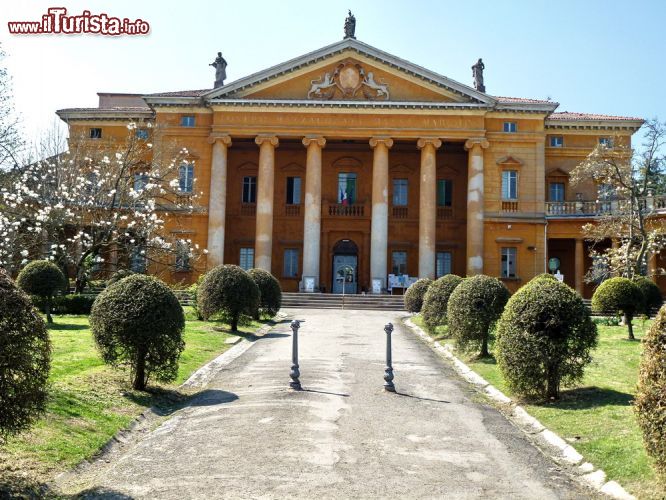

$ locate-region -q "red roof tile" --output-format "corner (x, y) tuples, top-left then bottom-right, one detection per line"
(145, 89), (211, 98)
(549, 112), (643, 121)
(494, 96), (554, 104)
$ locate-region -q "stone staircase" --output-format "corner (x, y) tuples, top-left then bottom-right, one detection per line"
(281, 292), (405, 311)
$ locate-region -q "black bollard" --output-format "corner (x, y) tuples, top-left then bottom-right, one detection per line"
(384, 322), (395, 392)
(289, 320), (302, 390)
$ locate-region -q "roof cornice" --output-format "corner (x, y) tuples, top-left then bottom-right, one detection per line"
(56, 108), (154, 121)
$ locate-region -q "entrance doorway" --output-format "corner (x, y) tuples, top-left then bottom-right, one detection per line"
(332, 239), (358, 294)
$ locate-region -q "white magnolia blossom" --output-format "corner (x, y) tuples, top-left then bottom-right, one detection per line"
(0, 122), (208, 275)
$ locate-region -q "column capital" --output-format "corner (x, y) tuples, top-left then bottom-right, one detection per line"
(369, 137), (394, 149)
(464, 137), (490, 150)
(255, 135), (279, 147)
(302, 135), (327, 148)
(417, 138), (442, 150)
(207, 134), (232, 146)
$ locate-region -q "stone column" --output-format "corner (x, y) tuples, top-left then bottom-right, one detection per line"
(575, 238), (585, 295)
(649, 252), (658, 282)
(206, 134), (232, 269)
(254, 135), (279, 272)
(464, 138), (489, 276)
(302, 136), (326, 289)
(417, 138), (442, 279)
(369, 137), (393, 291)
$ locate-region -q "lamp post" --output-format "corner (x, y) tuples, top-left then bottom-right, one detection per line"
(289, 320), (302, 390)
(384, 322), (395, 392)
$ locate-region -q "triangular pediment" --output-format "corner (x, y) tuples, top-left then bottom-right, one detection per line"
(204, 39), (495, 106)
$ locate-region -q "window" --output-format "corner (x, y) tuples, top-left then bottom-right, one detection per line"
(501, 247), (517, 278)
(437, 179), (453, 207)
(436, 251), (452, 278)
(133, 172), (148, 192)
(175, 241), (190, 272)
(179, 164), (194, 193)
(283, 249), (299, 277)
(180, 115), (195, 127)
(501, 170), (518, 200)
(338, 172), (357, 205)
(503, 121), (517, 133)
(550, 136), (564, 147)
(392, 179), (408, 206)
(286, 176), (301, 205)
(136, 128), (149, 140)
(242, 176), (257, 203)
(599, 137), (613, 147)
(130, 246), (146, 273)
(90, 128), (102, 139)
(391, 251), (407, 275)
(240, 247), (254, 270)
(549, 182), (565, 202)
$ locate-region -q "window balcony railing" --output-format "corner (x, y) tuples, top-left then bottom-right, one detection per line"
(327, 203), (366, 217)
(391, 206), (408, 219)
(284, 204), (301, 216)
(240, 203), (256, 216)
(546, 196), (666, 217)
(501, 200), (519, 212)
(437, 206), (453, 220)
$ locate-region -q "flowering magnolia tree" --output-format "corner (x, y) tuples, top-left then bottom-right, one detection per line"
(0, 122), (206, 287)
(570, 119), (666, 281)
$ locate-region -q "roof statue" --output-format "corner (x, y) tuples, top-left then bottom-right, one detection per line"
(344, 10), (356, 39)
(210, 52), (227, 88)
(472, 58), (485, 93)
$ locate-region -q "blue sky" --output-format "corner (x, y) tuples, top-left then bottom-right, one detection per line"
(1, 0), (664, 143)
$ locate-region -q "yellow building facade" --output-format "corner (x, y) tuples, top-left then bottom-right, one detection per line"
(57, 37), (645, 296)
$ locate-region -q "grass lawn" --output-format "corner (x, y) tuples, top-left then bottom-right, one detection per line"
(410, 315), (663, 499)
(0, 308), (265, 495)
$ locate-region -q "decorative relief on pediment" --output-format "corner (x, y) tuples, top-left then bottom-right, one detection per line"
(307, 60), (389, 100)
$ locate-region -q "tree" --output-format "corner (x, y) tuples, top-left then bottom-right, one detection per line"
(495, 277), (597, 400)
(633, 276), (663, 316)
(90, 274), (185, 390)
(16, 259), (66, 323)
(635, 305), (666, 479)
(447, 275), (510, 357)
(247, 268), (282, 319)
(197, 265), (259, 331)
(570, 119), (666, 282)
(0, 44), (24, 172)
(0, 269), (51, 439)
(421, 274), (462, 333)
(0, 122), (206, 282)
(591, 277), (644, 340)
(404, 278), (432, 313)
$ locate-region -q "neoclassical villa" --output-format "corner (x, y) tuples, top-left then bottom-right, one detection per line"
(57, 20), (650, 297)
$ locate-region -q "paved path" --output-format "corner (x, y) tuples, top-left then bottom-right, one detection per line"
(71, 309), (593, 499)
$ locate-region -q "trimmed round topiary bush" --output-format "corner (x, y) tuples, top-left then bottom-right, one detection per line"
(248, 268), (282, 319)
(633, 276), (663, 317)
(592, 277), (644, 340)
(530, 273), (558, 283)
(197, 264), (259, 331)
(404, 278), (433, 313)
(635, 304), (666, 480)
(0, 269), (51, 439)
(16, 259), (67, 324)
(495, 278), (597, 400)
(90, 274), (185, 390)
(107, 269), (135, 286)
(447, 275), (510, 357)
(421, 275), (463, 334)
